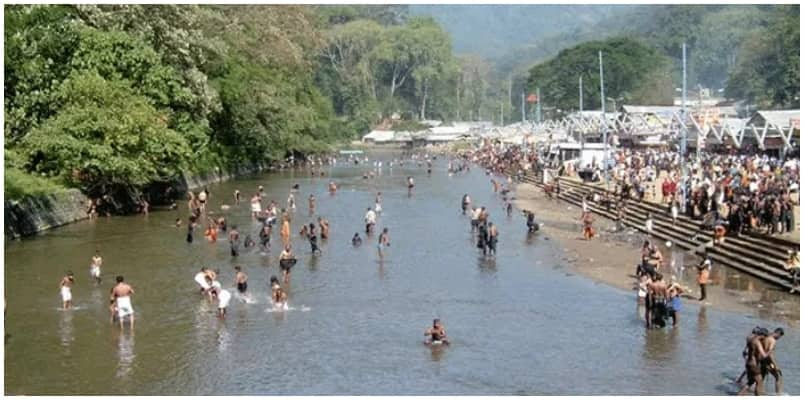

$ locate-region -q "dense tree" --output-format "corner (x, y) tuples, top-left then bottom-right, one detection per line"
(526, 38), (674, 114)
(725, 8), (799, 108)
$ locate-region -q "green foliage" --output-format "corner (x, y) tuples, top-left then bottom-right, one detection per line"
(19, 71), (190, 196)
(526, 38), (674, 112)
(725, 7), (800, 108)
(5, 167), (68, 200)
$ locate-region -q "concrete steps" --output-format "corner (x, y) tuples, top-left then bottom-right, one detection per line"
(512, 169), (798, 293)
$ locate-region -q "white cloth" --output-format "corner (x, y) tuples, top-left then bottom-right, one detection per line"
(116, 296), (134, 318)
(90, 265), (101, 278)
(60, 286), (72, 302)
(195, 273), (211, 290)
(251, 202), (262, 213)
(218, 289), (231, 309)
(365, 210), (376, 224)
(212, 280), (222, 290)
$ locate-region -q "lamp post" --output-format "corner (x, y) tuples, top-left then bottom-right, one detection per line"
(580, 76), (584, 152)
(599, 50), (608, 186)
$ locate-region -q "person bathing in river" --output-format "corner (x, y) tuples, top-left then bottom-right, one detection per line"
(378, 228), (391, 260)
(352, 233), (363, 246)
(195, 267), (213, 300)
(111, 276), (135, 331)
(308, 223), (321, 255)
(470, 207), (481, 230)
(487, 222), (499, 256)
(59, 271), (75, 310)
(328, 181), (337, 194)
(215, 286), (231, 318)
(299, 223), (309, 238)
(204, 220), (218, 242)
(461, 194), (471, 215)
(251, 194), (262, 219)
(280, 215), (291, 247)
(375, 192), (383, 215)
(477, 223), (489, 255)
(229, 225), (240, 257)
(424, 319), (449, 345)
(90, 249), (103, 284)
(259, 224), (272, 252)
(407, 176), (415, 195)
(234, 266), (248, 296)
(365, 207), (377, 234)
(318, 217), (330, 240)
(308, 194), (316, 216)
(270, 276), (289, 310)
(279, 245), (297, 284)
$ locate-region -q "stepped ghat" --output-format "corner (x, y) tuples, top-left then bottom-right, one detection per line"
(514, 168), (799, 293)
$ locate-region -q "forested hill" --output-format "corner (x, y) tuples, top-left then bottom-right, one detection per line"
(409, 5), (627, 60)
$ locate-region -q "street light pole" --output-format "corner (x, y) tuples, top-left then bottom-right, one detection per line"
(580, 76), (584, 151)
(521, 92), (525, 123)
(536, 87), (541, 123)
(599, 50), (608, 185)
(680, 42), (688, 214)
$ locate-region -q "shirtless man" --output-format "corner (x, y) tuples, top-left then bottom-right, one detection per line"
(270, 276), (288, 309)
(234, 266), (248, 295)
(111, 276), (135, 330)
(365, 207), (377, 234)
(229, 225), (240, 257)
(234, 189), (241, 205)
(407, 176), (415, 195)
(259, 224), (272, 252)
(279, 245), (296, 284)
(280, 216), (291, 247)
(666, 279), (684, 327)
(329, 181), (337, 195)
(487, 223), (499, 256)
(318, 217), (330, 240)
(645, 272), (668, 329)
(90, 250), (103, 284)
(59, 271), (75, 310)
(308, 194), (316, 216)
(251, 194), (262, 218)
(760, 328), (785, 394)
(737, 329), (768, 395)
(378, 228), (390, 259)
(424, 319), (449, 345)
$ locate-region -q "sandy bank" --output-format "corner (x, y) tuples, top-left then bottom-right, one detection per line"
(513, 182), (799, 326)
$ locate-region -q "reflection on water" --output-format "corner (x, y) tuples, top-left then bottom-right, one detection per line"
(116, 332), (135, 379)
(216, 323), (231, 353)
(59, 311), (74, 349)
(697, 306), (708, 336)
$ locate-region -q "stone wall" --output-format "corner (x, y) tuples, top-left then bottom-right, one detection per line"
(5, 189), (89, 239)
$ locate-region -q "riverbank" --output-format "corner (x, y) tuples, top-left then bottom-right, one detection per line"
(4, 162), (276, 240)
(513, 182), (800, 325)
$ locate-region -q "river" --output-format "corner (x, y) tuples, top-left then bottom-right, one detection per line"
(4, 151), (799, 395)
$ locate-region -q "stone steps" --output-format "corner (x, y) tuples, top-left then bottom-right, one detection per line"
(513, 170), (797, 293)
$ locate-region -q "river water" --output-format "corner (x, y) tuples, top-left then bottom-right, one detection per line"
(4, 151), (799, 395)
